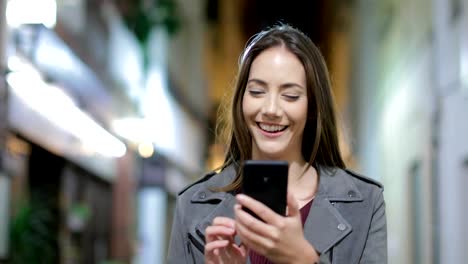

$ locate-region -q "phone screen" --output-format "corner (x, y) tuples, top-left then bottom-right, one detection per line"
(241, 160), (289, 220)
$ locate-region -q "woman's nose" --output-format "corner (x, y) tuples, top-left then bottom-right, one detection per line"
(262, 95), (281, 117)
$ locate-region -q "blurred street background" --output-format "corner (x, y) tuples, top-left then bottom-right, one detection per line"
(0, 0), (467, 263)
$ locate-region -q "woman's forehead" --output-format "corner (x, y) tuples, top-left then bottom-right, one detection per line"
(247, 47), (306, 86)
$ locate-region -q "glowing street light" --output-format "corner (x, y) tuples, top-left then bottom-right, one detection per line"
(6, 0), (57, 28)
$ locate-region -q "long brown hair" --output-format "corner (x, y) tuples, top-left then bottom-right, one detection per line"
(216, 24), (345, 192)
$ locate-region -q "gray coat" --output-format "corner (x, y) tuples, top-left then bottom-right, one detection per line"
(167, 165), (387, 264)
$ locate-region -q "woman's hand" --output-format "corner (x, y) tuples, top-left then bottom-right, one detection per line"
(234, 193), (320, 264)
(204, 217), (248, 264)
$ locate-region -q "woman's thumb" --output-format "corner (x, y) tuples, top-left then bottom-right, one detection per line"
(286, 192), (300, 217)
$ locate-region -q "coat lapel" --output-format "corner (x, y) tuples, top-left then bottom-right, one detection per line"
(194, 193), (237, 242)
(304, 167), (363, 254)
(190, 165), (238, 244)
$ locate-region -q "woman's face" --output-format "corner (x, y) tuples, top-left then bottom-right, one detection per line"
(242, 46), (308, 162)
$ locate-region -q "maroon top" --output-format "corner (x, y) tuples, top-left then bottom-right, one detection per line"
(248, 199), (313, 264)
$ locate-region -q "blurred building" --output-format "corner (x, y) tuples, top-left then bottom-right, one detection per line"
(0, 0), (208, 263)
(204, 0), (468, 264)
(350, 0), (468, 263)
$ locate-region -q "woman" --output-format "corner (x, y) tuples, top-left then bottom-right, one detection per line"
(167, 24), (387, 264)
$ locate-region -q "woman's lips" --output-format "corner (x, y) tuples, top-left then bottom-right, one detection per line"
(256, 122), (288, 138)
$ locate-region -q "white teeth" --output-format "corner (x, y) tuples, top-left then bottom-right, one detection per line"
(259, 123), (286, 132)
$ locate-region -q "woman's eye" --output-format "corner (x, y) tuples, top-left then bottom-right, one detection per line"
(248, 90), (264, 96)
(283, 94), (300, 101)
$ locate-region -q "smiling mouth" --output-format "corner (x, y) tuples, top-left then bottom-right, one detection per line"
(257, 122), (288, 133)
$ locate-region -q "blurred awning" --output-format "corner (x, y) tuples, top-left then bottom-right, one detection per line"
(6, 24), (126, 181)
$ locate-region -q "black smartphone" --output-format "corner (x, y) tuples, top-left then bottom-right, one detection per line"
(241, 160), (289, 220)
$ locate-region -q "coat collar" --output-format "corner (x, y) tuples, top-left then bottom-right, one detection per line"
(190, 165), (238, 243)
(316, 166), (363, 202)
(304, 166), (363, 254)
(190, 164), (363, 254)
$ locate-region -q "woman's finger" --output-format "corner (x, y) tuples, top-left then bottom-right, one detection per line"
(205, 236), (249, 264)
(235, 194), (282, 225)
(234, 204), (278, 254)
(205, 239), (230, 253)
(286, 192), (300, 217)
(205, 240), (229, 264)
(213, 216), (236, 228)
(205, 225), (235, 242)
(234, 204), (278, 239)
(235, 217), (273, 256)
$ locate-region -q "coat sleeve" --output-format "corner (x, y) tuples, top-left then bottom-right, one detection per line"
(360, 189), (387, 263)
(167, 196), (189, 264)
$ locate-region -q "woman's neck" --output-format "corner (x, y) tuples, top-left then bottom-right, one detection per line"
(287, 161), (318, 203)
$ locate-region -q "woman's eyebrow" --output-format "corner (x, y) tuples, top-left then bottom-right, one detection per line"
(247, 79), (304, 90)
(247, 78), (267, 86)
(280, 82), (305, 90)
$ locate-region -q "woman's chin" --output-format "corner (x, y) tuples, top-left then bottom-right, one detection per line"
(254, 148), (287, 160)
